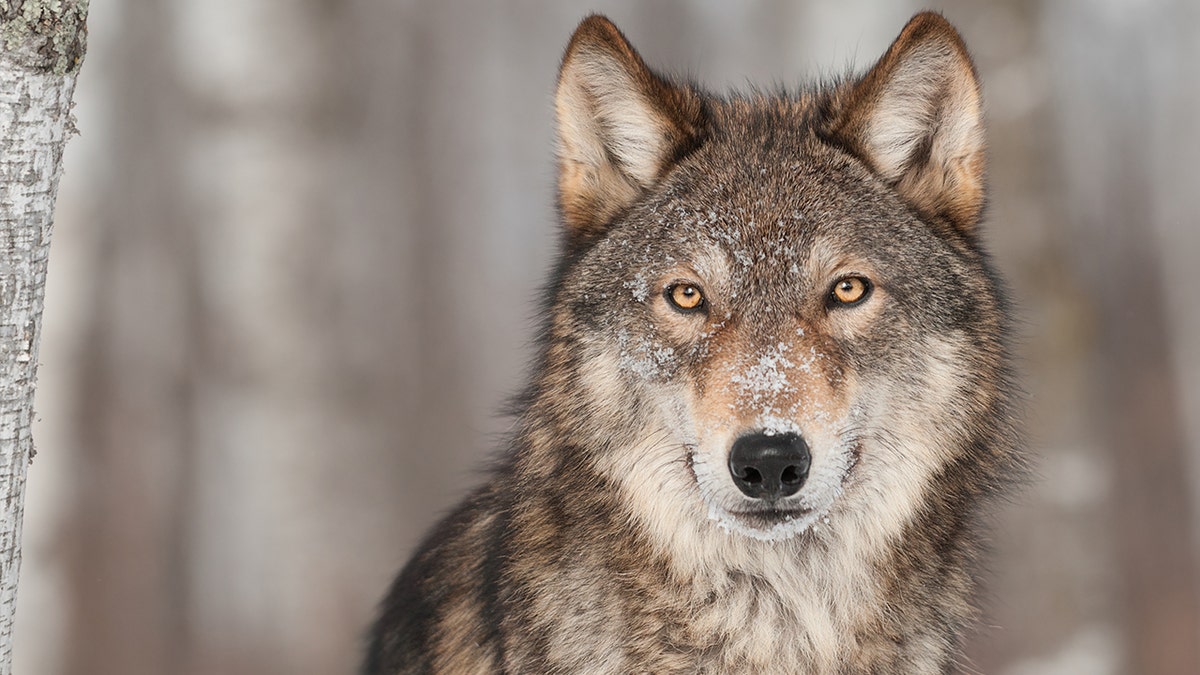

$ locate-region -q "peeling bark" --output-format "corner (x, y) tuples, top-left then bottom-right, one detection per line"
(0, 0), (86, 669)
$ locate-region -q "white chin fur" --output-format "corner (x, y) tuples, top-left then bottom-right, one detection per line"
(705, 503), (828, 542)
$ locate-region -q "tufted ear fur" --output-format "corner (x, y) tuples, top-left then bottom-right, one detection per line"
(830, 12), (986, 233)
(555, 15), (707, 247)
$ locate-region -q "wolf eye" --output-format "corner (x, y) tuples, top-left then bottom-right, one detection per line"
(829, 276), (871, 307)
(666, 283), (705, 312)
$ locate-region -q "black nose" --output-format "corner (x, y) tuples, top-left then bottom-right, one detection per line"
(728, 432), (811, 501)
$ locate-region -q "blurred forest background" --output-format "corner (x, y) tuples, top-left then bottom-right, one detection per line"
(10, 0), (1200, 673)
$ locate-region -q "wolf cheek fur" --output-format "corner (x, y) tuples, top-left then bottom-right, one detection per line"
(366, 11), (1022, 674)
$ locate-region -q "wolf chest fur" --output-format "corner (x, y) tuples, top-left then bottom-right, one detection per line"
(366, 11), (1021, 674)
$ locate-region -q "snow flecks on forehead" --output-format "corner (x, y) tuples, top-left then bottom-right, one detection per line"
(613, 187), (813, 310)
(698, 206), (808, 277)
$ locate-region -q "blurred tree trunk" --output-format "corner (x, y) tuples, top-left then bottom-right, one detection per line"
(0, 1), (87, 670)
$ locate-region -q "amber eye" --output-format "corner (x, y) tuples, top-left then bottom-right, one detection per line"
(666, 283), (705, 312)
(830, 276), (871, 306)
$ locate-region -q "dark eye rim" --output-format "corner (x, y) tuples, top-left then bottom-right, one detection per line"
(664, 281), (708, 314)
(827, 275), (873, 308)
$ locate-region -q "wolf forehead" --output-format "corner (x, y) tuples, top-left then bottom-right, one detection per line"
(568, 149), (973, 314)
(573, 105), (958, 269)
(604, 134), (903, 256)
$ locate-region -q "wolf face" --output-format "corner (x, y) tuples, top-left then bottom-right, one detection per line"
(551, 14), (1006, 558)
(366, 12), (1021, 673)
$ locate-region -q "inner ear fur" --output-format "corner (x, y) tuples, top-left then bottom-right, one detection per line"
(829, 12), (986, 233)
(555, 15), (707, 247)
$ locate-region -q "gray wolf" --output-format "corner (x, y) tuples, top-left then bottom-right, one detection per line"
(365, 11), (1022, 673)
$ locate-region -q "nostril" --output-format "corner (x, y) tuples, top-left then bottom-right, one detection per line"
(780, 465), (802, 485)
(738, 467), (763, 485)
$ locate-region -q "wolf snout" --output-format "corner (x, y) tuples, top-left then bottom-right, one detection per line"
(728, 432), (811, 501)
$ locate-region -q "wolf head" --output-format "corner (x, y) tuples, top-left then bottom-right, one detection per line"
(530, 13), (1012, 560)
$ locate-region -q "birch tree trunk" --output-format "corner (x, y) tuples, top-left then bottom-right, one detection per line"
(0, 1), (86, 669)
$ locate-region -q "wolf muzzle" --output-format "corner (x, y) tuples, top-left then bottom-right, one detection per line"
(728, 432), (811, 501)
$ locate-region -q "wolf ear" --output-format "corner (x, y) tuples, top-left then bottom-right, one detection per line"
(555, 15), (707, 246)
(830, 12), (986, 232)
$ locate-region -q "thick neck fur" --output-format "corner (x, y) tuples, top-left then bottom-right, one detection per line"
(500, 357), (987, 673)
